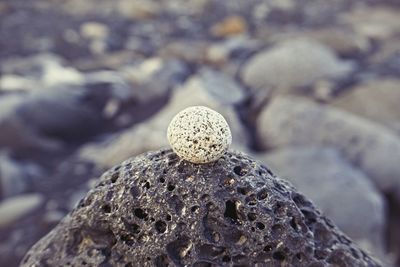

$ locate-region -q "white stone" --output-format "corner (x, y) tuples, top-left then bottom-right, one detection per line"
(241, 38), (354, 92)
(78, 72), (247, 168)
(80, 22), (109, 40)
(0, 194), (44, 228)
(167, 106), (232, 163)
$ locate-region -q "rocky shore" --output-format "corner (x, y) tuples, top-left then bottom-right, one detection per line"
(0, 0), (400, 266)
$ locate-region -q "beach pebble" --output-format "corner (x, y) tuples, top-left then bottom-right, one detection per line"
(0, 194), (44, 228)
(167, 106), (232, 163)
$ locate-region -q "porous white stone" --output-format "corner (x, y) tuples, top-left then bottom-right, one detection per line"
(167, 106), (232, 163)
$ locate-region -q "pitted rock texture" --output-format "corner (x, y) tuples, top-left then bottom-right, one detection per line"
(167, 106), (232, 164)
(22, 149), (380, 267)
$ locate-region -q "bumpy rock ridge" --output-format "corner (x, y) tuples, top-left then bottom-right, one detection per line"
(21, 149), (380, 267)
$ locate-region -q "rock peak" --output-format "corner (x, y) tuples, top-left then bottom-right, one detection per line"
(22, 149), (380, 267)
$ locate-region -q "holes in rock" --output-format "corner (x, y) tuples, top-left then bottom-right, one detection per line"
(110, 172), (119, 183)
(273, 251), (286, 261)
(273, 182), (287, 194)
(120, 234), (134, 246)
(256, 222), (265, 230)
(292, 193), (310, 207)
(224, 200), (242, 225)
(201, 194), (210, 201)
(143, 181), (151, 189)
(222, 255), (231, 262)
(237, 187), (250, 195)
(166, 236), (192, 264)
(247, 212), (257, 221)
(264, 245), (273, 252)
(134, 208), (148, 220)
(296, 252), (304, 261)
(273, 202), (286, 217)
(159, 177), (165, 183)
(166, 214), (172, 221)
(290, 217), (299, 231)
(191, 205), (200, 213)
(223, 177), (235, 187)
(154, 254), (171, 267)
(206, 202), (216, 210)
(271, 224), (283, 237)
(155, 220), (167, 233)
(102, 204), (111, 213)
(257, 189), (268, 200)
(265, 167), (274, 176)
(197, 244), (225, 259)
(167, 183), (176, 191)
(233, 166), (246, 176)
(169, 195), (185, 215)
(301, 209), (317, 226)
(124, 221), (141, 235)
(350, 248), (360, 259)
(245, 194), (257, 206)
(124, 162), (132, 170)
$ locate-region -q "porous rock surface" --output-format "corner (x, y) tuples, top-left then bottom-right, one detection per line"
(22, 149), (380, 267)
(167, 106), (232, 164)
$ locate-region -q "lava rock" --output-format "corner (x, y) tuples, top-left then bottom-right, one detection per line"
(257, 146), (386, 258)
(22, 149), (380, 267)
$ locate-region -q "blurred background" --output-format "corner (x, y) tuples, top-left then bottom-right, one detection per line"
(0, 0), (399, 266)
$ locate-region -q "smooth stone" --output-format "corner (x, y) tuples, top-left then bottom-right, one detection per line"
(332, 79), (400, 134)
(258, 95), (400, 203)
(0, 194), (44, 228)
(241, 38), (354, 92)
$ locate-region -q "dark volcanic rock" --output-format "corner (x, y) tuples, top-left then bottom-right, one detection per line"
(21, 149), (380, 267)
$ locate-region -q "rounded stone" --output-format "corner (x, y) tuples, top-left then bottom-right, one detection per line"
(167, 106), (232, 164)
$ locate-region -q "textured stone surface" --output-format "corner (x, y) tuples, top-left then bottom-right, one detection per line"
(257, 146), (386, 259)
(22, 149), (380, 267)
(167, 106), (232, 164)
(258, 96), (400, 203)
